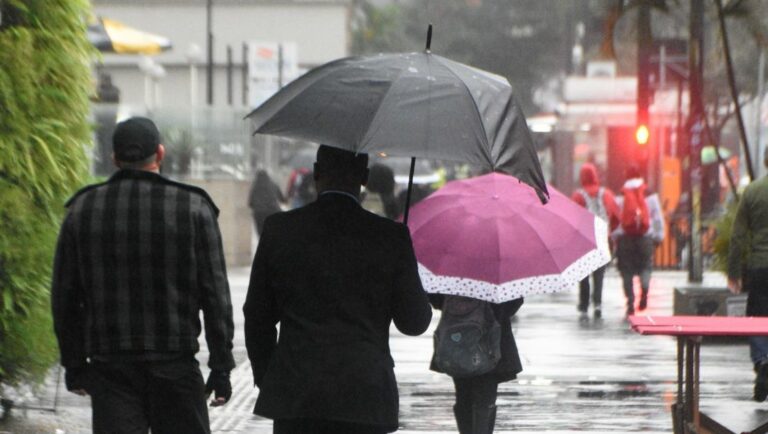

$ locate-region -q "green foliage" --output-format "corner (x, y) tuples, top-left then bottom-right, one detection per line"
(0, 0), (94, 385)
(351, 2), (410, 54)
(711, 199), (748, 274)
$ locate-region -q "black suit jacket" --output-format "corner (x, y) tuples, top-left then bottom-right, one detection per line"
(243, 192), (432, 430)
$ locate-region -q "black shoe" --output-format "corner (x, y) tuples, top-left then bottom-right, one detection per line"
(626, 307), (635, 317)
(594, 306), (602, 319)
(638, 296), (648, 311)
(755, 363), (768, 402)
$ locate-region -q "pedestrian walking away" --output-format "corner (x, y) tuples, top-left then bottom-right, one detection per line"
(728, 150), (768, 402)
(248, 169), (285, 235)
(51, 117), (235, 434)
(613, 165), (665, 316)
(243, 145), (432, 434)
(571, 163), (619, 320)
(429, 294), (524, 434)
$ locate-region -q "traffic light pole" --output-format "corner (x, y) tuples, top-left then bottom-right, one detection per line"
(687, 0), (704, 283)
(636, 2), (651, 174)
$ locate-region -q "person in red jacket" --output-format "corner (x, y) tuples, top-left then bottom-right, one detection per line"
(572, 163), (620, 320)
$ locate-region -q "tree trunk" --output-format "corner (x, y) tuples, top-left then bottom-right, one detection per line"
(715, 0), (756, 181)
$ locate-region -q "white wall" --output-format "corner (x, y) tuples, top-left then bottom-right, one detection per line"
(93, 1), (351, 108)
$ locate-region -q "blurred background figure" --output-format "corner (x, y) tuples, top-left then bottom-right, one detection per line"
(613, 165), (665, 316)
(571, 162), (619, 320)
(248, 169), (285, 236)
(363, 163), (399, 219)
(285, 167), (316, 209)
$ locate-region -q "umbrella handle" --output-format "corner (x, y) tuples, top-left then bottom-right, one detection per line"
(403, 157), (417, 225)
(425, 24), (433, 52)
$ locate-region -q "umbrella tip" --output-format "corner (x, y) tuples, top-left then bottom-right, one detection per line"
(425, 24), (433, 52)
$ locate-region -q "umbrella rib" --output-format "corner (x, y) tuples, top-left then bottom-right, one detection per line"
(359, 61), (414, 152)
(436, 57), (493, 162)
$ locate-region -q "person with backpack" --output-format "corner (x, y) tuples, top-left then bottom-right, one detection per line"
(613, 165), (665, 316)
(571, 163), (620, 320)
(429, 294), (524, 434)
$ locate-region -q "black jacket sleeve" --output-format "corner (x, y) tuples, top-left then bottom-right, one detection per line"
(391, 225), (432, 336)
(196, 202), (235, 372)
(51, 214), (87, 369)
(243, 217), (280, 387)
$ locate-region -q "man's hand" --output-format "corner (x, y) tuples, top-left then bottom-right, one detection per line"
(64, 366), (89, 396)
(728, 278), (742, 294)
(204, 370), (231, 407)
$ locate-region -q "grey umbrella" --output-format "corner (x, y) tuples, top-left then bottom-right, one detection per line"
(246, 29), (548, 219)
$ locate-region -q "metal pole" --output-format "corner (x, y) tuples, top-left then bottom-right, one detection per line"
(403, 157), (416, 225)
(227, 45), (233, 106)
(206, 0), (213, 106)
(190, 63), (198, 107)
(715, 0), (755, 181)
(637, 2), (651, 177)
(757, 50), (766, 178)
(242, 43), (249, 107)
(688, 0), (704, 283)
(404, 24), (433, 225)
(278, 43), (284, 88)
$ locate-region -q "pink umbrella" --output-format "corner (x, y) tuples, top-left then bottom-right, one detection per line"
(406, 172), (611, 303)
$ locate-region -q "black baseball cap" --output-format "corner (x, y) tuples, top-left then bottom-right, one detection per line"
(112, 117), (161, 162)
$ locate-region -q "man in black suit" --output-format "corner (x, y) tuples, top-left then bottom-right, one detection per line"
(244, 145), (432, 434)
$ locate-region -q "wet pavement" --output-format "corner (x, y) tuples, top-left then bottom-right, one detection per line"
(6, 266), (766, 433)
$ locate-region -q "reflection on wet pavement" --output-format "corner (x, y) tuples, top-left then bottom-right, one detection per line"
(392, 270), (761, 433)
(18, 269), (764, 433)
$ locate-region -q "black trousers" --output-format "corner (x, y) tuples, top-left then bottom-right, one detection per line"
(274, 418), (390, 434)
(87, 357), (209, 434)
(453, 375), (499, 410)
(578, 265), (606, 311)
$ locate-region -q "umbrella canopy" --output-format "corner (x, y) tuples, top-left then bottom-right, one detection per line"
(407, 173), (611, 303)
(87, 17), (172, 55)
(245, 51), (548, 202)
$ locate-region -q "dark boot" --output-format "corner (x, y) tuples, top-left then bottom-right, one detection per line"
(755, 362), (768, 402)
(638, 289), (649, 311)
(454, 404), (472, 434)
(471, 404), (497, 434)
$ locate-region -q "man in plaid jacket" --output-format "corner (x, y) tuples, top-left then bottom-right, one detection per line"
(52, 117), (235, 434)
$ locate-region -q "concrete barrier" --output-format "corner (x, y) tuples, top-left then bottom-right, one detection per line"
(185, 178), (253, 267)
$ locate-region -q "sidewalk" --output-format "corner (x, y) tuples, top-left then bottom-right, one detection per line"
(6, 267), (763, 433)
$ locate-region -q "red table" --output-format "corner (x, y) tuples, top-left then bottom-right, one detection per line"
(629, 315), (768, 434)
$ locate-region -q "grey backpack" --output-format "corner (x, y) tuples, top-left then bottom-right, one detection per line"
(433, 295), (501, 378)
(578, 187), (608, 223)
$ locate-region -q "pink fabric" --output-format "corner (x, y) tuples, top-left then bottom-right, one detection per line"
(407, 173), (600, 285)
(630, 315), (768, 336)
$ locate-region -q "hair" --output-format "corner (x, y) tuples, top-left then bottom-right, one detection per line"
(116, 152), (157, 170)
(315, 145), (367, 177)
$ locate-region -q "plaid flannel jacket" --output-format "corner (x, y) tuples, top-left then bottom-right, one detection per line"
(52, 169), (235, 372)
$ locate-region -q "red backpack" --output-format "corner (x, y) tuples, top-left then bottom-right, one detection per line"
(621, 186), (650, 236)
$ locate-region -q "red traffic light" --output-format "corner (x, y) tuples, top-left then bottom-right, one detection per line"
(635, 124), (650, 145)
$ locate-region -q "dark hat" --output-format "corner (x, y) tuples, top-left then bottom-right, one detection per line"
(315, 145), (368, 173)
(113, 117), (161, 162)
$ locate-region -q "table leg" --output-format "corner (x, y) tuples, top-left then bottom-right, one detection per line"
(693, 337), (701, 429)
(673, 337), (685, 434)
(683, 337), (704, 434)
